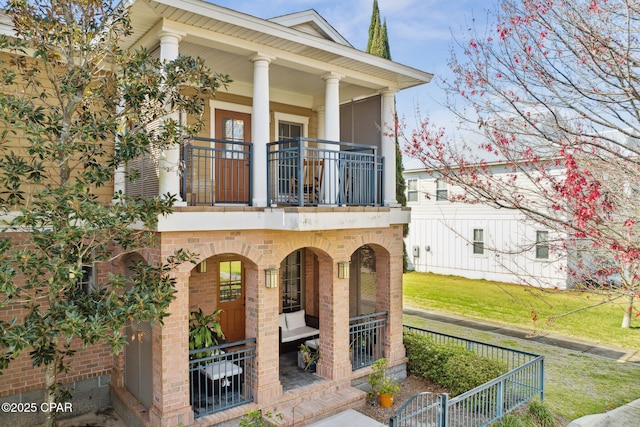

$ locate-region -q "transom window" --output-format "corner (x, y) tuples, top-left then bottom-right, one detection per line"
(536, 231), (549, 259)
(219, 260), (242, 302)
(473, 229), (484, 255)
(281, 250), (303, 313)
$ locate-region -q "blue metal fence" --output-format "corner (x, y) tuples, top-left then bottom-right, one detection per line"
(189, 338), (256, 418)
(349, 311), (387, 370)
(390, 326), (544, 427)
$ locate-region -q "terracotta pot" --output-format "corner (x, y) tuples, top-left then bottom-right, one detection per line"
(379, 393), (394, 407)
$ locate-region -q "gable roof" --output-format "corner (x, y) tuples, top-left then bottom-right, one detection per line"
(268, 9), (353, 48)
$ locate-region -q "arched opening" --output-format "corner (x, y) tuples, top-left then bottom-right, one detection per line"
(123, 253), (153, 409)
(188, 253), (257, 416)
(278, 248), (323, 391)
(348, 244), (389, 369)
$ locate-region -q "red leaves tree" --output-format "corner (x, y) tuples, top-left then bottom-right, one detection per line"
(402, 0), (639, 328)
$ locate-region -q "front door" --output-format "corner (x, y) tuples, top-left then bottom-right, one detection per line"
(218, 259), (245, 343)
(215, 110), (251, 203)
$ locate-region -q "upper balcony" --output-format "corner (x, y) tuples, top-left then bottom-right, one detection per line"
(181, 137), (383, 208)
(127, 137), (408, 232)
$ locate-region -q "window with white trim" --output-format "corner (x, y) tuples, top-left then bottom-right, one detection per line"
(536, 231), (549, 259)
(78, 264), (96, 294)
(407, 179), (418, 202)
(473, 229), (484, 255)
(436, 179), (448, 201)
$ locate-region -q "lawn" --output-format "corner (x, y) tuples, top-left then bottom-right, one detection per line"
(403, 314), (640, 422)
(403, 271), (640, 349)
(402, 271), (640, 422)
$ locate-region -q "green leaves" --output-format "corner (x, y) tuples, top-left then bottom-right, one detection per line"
(0, 0), (224, 418)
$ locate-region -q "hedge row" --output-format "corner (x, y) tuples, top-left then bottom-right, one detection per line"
(404, 330), (508, 396)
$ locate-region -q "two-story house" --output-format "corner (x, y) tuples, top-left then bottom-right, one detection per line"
(402, 158), (569, 289)
(0, 1), (432, 426)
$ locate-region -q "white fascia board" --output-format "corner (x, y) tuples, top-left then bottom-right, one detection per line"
(268, 9), (352, 47)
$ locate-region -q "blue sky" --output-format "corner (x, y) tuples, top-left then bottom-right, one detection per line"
(209, 0), (497, 129)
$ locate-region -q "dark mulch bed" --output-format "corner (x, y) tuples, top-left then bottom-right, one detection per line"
(355, 374), (449, 424)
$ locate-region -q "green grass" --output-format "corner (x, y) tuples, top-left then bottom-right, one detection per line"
(402, 271), (640, 422)
(403, 271), (640, 349)
(404, 314), (640, 422)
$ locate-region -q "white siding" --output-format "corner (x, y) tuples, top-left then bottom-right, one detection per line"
(404, 171), (568, 289)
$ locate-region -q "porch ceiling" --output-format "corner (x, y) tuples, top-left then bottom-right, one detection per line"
(126, 0), (432, 105)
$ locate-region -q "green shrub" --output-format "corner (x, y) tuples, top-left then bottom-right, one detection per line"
(528, 399), (556, 427)
(403, 330), (508, 396)
(441, 352), (508, 396)
(492, 414), (532, 427)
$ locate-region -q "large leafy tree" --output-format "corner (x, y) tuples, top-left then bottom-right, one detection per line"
(0, 1), (229, 425)
(401, 0), (639, 327)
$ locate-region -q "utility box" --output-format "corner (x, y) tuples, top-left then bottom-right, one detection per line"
(412, 245), (420, 257)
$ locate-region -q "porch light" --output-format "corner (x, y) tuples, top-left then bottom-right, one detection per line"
(338, 261), (350, 279)
(197, 261), (207, 273)
(265, 268), (279, 288)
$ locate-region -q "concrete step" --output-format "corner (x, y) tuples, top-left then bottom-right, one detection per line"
(270, 383), (366, 426)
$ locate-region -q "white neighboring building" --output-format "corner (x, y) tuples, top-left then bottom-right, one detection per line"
(403, 159), (569, 289)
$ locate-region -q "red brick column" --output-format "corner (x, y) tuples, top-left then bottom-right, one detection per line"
(317, 254), (351, 380)
(247, 265), (283, 403)
(149, 268), (194, 427)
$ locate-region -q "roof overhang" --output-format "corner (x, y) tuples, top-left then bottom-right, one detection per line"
(126, 0), (432, 106)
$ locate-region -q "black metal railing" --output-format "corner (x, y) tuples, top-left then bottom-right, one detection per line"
(182, 137), (252, 206)
(267, 137), (382, 207)
(349, 311), (387, 370)
(189, 338), (256, 418)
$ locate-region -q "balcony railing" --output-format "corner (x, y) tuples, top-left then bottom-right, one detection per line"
(189, 338), (256, 418)
(267, 138), (383, 207)
(182, 137), (252, 206)
(349, 311), (387, 370)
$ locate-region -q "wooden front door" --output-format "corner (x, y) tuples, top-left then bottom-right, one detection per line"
(215, 110), (251, 203)
(218, 259), (245, 343)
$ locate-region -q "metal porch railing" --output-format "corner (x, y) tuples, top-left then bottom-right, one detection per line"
(189, 338), (256, 418)
(389, 326), (544, 427)
(349, 311), (387, 370)
(182, 137), (252, 206)
(267, 137), (382, 207)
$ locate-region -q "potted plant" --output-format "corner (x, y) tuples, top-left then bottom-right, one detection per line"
(367, 358), (400, 407)
(189, 308), (225, 360)
(377, 376), (401, 407)
(299, 343), (320, 372)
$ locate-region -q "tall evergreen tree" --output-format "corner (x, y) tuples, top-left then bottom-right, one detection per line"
(365, 0), (408, 270)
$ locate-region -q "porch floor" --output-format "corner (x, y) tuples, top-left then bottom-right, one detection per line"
(279, 351), (323, 391)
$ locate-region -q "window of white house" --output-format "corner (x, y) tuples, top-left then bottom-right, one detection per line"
(473, 229), (484, 255)
(281, 250), (304, 313)
(407, 179), (418, 202)
(78, 264), (96, 294)
(536, 231), (549, 259)
(436, 179), (448, 201)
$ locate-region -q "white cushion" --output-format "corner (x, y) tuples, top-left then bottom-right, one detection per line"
(281, 326), (319, 343)
(278, 313), (288, 331)
(286, 309), (306, 330)
(200, 361), (242, 381)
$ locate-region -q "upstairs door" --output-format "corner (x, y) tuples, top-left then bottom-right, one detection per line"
(215, 110), (251, 203)
(218, 259), (245, 343)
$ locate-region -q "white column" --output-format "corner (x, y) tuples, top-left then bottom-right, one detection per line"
(381, 89), (398, 206)
(323, 73), (342, 142)
(158, 30), (185, 204)
(113, 103), (126, 201)
(250, 53), (273, 207)
(322, 73), (343, 205)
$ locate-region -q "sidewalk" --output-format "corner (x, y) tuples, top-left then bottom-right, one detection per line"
(404, 306), (640, 364)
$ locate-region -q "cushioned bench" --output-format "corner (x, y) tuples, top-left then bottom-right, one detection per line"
(279, 309), (319, 352)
